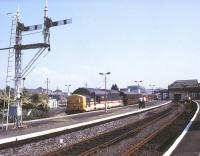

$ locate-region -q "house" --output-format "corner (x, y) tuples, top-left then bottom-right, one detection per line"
(27, 87), (52, 94)
(48, 90), (67, 105)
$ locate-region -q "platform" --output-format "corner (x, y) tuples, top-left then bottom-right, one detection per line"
(165, 101), (200, 156)
(0, 100), (170, 145)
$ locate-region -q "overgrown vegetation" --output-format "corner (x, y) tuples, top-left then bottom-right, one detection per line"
(22, 89), (49, 111)
(0, 88), (50, 120)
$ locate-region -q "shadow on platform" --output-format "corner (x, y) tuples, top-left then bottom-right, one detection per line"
(189, 121), (200, 131)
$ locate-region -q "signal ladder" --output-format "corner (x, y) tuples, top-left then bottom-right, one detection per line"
(1, 18), (16, 130)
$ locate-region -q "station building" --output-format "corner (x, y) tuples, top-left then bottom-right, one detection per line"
(168, 79), (200, 101)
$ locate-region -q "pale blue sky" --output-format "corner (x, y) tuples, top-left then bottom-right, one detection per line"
(0, 0), (200, 92)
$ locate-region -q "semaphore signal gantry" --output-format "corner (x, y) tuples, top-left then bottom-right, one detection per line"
(0, 0), (72, 129)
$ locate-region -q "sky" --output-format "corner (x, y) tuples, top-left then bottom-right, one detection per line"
(0, 0), (200, 92)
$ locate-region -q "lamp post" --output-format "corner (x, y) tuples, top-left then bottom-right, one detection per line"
(99, 72), (111, 112)
(134, 80), (142, 93)
(65, 85), (71, 96)
(149, 84), (155, 95)
(45, 78), (50, 103)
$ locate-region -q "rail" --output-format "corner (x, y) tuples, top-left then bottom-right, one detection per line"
(77, 108), (176, 156)
(121, 112), (182, 156)
(45, 104), (176, 156)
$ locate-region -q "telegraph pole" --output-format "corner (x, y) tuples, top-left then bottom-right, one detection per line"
(45, 77), (50, 103)
(45, 77), (50, 95)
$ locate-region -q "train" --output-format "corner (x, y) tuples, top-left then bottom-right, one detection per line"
(66, 88), (154, 113)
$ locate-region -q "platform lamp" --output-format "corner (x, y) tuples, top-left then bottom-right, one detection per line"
(65, 84), (71, 96)
(99, 72), (111, 112)
(135, 80), (142, 93)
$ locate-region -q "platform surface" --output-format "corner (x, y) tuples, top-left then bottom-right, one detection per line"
(0, 100), (169, 141)
(171, 101), (200, 156)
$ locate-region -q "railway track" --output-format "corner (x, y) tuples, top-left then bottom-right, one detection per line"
(121, 112), (181, 156)
(77, 109), (175, 156)
(46, 104), (182, 156)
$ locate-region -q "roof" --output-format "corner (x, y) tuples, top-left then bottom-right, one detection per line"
(120, 88), (128, 92)
(26, 87), (48, 94)
(73, 88), (119, 96)
(154, 89), (168, 93)
(168, 79), (199, 89)
(86, 88), (105, 95)
(73, 88), (104, 96)
(54, 89), (63, 93)
(49, 92), (66, 96)
(109, 90), (120, 94)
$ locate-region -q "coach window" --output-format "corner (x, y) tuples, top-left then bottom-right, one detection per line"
(96, 96), (100, 103)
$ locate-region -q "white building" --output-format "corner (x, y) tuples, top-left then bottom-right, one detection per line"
(48, 99), (58, 109)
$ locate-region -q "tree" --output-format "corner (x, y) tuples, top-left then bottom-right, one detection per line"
(5, 86), (14, 98)
(0, 90), (12, 111)
(0, 91), (5, 110)
(31, 93), (40, 105)
(29, 93), (48, 111)
(111, 84), (119, 91)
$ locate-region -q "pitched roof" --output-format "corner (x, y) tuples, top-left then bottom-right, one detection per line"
(169, 79), (199, 89)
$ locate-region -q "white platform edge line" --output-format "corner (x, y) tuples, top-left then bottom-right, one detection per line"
(163, 101), (200, 156)
(0, 101), (171, 145)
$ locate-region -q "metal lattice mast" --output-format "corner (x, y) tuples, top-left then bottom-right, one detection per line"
(44, 0), (50, 45)
(0, 0), (72, 129)
(15, 9), (22, 128)
(15, 8), (23, 128)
